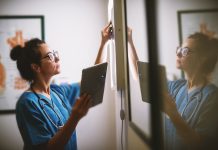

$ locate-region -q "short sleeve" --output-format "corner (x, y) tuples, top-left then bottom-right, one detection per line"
(167, 79), (186, 99)
(16, 97), (52, 146)
(58, 83), (80, 106)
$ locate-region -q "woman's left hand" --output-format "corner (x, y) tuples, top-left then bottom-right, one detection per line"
(71, 93), (92, 122)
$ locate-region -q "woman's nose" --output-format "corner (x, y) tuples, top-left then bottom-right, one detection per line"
(177, 51), (182, 58)
(55, 56), (59, 62)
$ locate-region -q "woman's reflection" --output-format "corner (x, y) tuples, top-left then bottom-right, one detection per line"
(128, 26), (218, 149)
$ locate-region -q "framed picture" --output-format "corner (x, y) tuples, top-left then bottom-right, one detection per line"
(0, 15), (44, 113)
(177, 9), (218, 78)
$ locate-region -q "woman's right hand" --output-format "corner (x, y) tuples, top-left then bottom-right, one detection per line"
(71, 93), (92, 122)
(101, 21), (112, 45)
(200, 23), (216, 39)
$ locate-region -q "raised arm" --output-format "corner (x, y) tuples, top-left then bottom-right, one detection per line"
(127, 27), (139, 79)
(95, 22), (112, 65)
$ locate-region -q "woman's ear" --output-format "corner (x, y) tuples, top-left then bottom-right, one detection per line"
(31, 64), (41, 73)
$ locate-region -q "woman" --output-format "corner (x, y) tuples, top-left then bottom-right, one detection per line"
(11, 22), (112, 150)
(164, 32), (218, 150)
(127, 27), (218, 149)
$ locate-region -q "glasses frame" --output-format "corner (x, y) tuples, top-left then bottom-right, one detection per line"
(176, 46), (194, 57)
(41, 50), (59, 62)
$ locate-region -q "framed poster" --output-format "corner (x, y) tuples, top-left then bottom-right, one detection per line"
(177, 9), (218, 78)
(0, 15), (44, 113)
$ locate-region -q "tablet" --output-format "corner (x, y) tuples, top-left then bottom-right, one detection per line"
(137, 61), (167, 103)
(80, 62), (108, 107)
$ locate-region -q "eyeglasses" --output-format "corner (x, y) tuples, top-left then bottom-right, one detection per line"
(176, 46), (194, 57)
(41, 50), (59, 62)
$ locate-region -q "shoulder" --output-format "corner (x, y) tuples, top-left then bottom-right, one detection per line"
(195, 84), (218, 114)
(202, 84), (218, 100)
(204, 83), (218, 93)
(17, 92), (38, 106)
(168, 79), (186, 92)
(50, 83), (80, 94)
(16, 92), (39, 113)
(50, 84), (64, 93)
(198, 84), (218, 119)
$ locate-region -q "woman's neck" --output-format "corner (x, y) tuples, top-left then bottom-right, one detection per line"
(186, 73), (208, 89)
(31, 80), (50, 95)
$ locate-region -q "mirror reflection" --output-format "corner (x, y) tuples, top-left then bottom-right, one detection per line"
(127, 0), (218, 149)
(160, 7), (218, 150)
(126, 0), (151, 140)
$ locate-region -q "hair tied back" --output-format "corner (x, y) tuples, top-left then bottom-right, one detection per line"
(10, 45), (25, 61)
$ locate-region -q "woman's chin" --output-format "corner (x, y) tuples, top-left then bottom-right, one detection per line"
(54, 70), (61, 75)
(176, 64), (182, 69)
(56, 70), (61, 74)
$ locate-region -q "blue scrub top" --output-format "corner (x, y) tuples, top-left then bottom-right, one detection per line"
(164, 79), (218, 150)
(16, 83), (80, 150)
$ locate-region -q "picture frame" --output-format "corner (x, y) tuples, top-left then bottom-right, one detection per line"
(177, 9), (218, 78)
(178, 9), (218, 44)
(0, 15), (44, 114)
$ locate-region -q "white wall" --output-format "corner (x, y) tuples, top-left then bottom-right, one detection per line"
(0, 0), (117, 150)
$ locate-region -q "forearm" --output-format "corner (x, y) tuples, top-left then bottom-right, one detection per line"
(46, 112), (79, 149)
(129, 41), (139, 62)
(45, 93), (90, 149)
(128, 41), (139, 77)
(95, 41), (106, 65)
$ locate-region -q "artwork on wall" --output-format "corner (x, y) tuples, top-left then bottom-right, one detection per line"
(0, 15), (44, 113)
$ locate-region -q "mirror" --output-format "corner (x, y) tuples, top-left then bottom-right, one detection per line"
(125, 0), (151, 143)
(126, 0), (218, 149)
(156, 0), (218, 149)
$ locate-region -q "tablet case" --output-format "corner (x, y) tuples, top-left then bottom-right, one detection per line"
(80, 62), (108, 107)
(137, 61), (167, 103)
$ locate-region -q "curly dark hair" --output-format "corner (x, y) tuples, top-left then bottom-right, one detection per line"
(10, 38), (45, 82)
